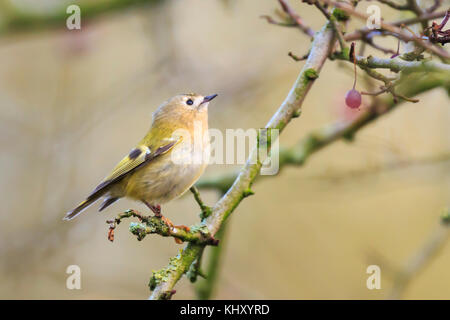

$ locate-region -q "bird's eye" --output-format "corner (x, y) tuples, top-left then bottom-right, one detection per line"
(186, 99), (194, 106)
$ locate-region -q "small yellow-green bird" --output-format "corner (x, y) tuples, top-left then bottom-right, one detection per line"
(64, 93), (217, 224)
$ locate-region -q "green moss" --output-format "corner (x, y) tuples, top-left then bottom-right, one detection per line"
(276, 120), (286, 130)
(304, 68), (319, 80)
(243, 188), (255, 198)
(326, 18), (335, 28)
(292, 110), (302, 118)
(199, 206), (212, 220)
(129, 222), (147, 241)
(441, 208), (450, 225)
(294, 87), (304, 100)
(342, 131), (355, 142)
(149, 252), (184, 290)
(332, 8), (350, 21)
(149, 268), (169, 290)
(341, 47), (350, 60)
(401, 51), (424, 61)
(189, 224), (210, 235)
(304, 134), (320, 153)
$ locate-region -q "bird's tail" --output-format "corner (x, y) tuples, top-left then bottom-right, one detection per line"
(64, 197), (99, 221)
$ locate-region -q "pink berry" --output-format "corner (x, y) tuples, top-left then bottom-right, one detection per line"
(345, 89), (361, 109)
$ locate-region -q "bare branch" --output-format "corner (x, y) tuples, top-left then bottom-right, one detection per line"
(375, 0), (409, 10)
(260, 15), (297, 27)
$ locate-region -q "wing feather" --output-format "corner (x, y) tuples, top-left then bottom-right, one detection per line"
(87, 139), (180, 200)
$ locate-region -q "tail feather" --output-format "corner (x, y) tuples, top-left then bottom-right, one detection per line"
(64, 198), (99, 221)
(99, 197), (119, 212)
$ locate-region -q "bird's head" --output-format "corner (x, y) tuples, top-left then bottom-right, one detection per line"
(151, 93), (218, 129)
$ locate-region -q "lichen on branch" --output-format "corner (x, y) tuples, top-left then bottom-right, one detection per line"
(106, 209), (218, 246)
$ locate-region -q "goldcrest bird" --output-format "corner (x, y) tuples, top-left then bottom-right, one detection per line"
(64, 93), (217, 225)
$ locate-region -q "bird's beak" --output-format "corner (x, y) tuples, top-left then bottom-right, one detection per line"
(201, 94), (218, 105)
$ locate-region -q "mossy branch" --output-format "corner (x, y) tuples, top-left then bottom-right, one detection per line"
(190, 186), (212, 220)
(332, 52), (450, 74)
(106, 209), (219, 246)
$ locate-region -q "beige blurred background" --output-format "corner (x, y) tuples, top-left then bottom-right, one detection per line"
(0, 0), (449, 299)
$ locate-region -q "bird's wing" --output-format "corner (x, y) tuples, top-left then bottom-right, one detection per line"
(86, 137), (181, 200)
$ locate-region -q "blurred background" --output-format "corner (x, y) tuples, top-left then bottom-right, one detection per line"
(0, 0), (449, 299)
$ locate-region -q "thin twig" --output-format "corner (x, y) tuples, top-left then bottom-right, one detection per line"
(333, 52), (450, 73)
(343, 9), (449, 53)
(375, 0), (409, 10)
(324, 0), (450, 59)
(190, 186), (212, 219)
(315, 2), (348, 51)
(426, 0), (443, 13)
(277, 0), (315, 37)
(260, 15), (297, 27)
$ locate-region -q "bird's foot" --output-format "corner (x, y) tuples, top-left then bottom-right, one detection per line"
(173, 224), (191, 232)
(144, 201), (190, 244)
(157, 216), (187, 244)
(146, 203), (161, 216)
(156, 215), (190, 233)
(170, 224), (191, 244)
